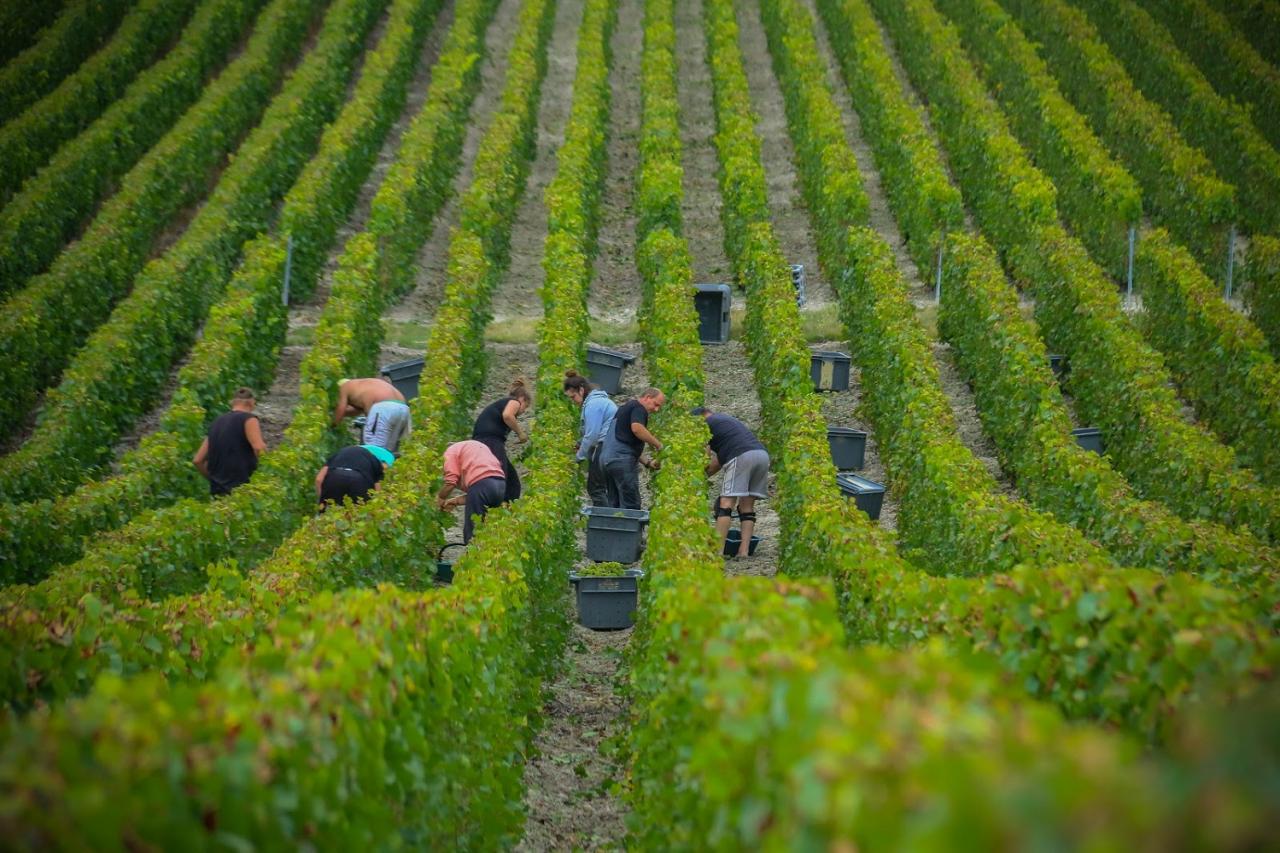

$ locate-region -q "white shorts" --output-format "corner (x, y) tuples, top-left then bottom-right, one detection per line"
(363, 400), (412, 454)
(720, 448), (770, 498)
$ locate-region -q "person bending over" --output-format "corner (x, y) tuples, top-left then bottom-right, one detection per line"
(193, 387), (267, 497)
(471, 378), (531, 503)
(435, 439), (507, 544)
(599, 387), (665, 510)
(315, 443), (395, 510)
(564, 370), (616, 507)
(694, 406), (770, 559)
(333, 377), (411, 454)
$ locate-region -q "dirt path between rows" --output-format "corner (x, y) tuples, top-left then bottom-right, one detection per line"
(381, 0), (527, 336)
(586, 0), (642, 324)
(732, 0), (833, 309)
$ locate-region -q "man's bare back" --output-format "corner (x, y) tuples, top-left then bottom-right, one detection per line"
(334, 377), (405, 426)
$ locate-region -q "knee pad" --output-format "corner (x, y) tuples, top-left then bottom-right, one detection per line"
(715, 504), (736, 518)
(737, 511), (757, 524)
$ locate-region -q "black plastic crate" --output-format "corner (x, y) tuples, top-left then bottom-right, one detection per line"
(827, 426), (867, 471)
(811, 350), (851, 392)
(836, 472), (885, 520)
(585, 345), (637, 395)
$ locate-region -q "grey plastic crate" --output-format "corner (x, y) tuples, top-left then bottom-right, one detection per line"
(585, 345), (636, 395)
(790, 263), (807, 307)
(1048, 353), (1068, 380)
(1072, 426), (1104, 455)
(827, 426), (867, 471)
(723, 528), (761, 556)
(570, 568), (644, 630)
(694, 283), (731, 344)
(836, 472), (885, 520)
(811, 350), (852, 392)
(380, 357), (424, 401)
(582, 506), (650, 563)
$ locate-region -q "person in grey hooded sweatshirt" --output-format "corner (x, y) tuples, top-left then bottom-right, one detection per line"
(563, 370), (617, 506)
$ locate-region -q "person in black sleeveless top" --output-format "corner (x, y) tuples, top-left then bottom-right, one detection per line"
(471, 378), (531, 503)
(192, 387), (267, 496)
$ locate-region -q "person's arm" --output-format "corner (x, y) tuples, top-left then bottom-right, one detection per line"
(705, 446), (721, 476)
(502, 400), (528, 442)
(315, 466), (329, 498)
(577, 401), (604, 460)
(630, 421), (662, 453)
(244, 416), (267, 455)
(192, 438), (210, 478)
(434, 482), (465, 510)
(332, 384), (351, 427)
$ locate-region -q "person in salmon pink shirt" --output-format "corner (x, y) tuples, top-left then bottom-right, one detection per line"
(435, 439), (507, 543)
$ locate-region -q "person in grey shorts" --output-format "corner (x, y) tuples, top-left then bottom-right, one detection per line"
(333, 377), (412, 455)
(693, 406), (770, 559)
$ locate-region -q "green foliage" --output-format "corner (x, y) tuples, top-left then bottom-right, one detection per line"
(0, 0), (517, 711)
(933, 0), (1142, 280)
(1068, 0), (1280, 236)
(1024, 224), (1280, 544)
(0, 0), (272, 294)
(0, 0), (318, 436)
(839, 226), (1109, 573)
(998, 0), (1237, 270)
(866, 0), (1280, 546)
(1205, 0), (1280, 68)
(705, 0), (906, 586)
(0, 0), (392, 504)
(0, 0), (607, 836)
(0, 0), (133, 124)
(938, 231), (1280, 613)
(815, 0), (963, 273)
(760, 0), (1106, 574)
(869, 0), (1059, 253)
(1137, 229), (1280, 487)
(0, 0), (198, 202)
(1244, 235), (1280, 361)
(0, 0), (451, 582)
(0, 581), (542, 848)
(839, 556), (1279, 741)
(1140, 0), (1280, 154)
(0, 1), (65, 66)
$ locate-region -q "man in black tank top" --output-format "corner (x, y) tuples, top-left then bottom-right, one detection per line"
(193, 387), (267, 496)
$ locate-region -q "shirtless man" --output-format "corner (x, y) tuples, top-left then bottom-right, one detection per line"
(333, 377), (412, 454)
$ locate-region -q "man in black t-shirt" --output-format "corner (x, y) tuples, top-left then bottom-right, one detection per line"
(694, 406), (770, 558)
(192, 387), (267, 496)
(599, 387), (665, 509)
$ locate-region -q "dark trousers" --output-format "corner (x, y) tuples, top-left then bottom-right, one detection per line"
(318, 468), (375, 509)
(586, 444), (610, 506)
(602, 450), (642, 510)
(475, 434), (521, 502)
(464, 476), (507, 543)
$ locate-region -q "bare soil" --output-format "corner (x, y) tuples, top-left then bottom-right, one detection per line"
(516, 621), (630, 853)
(383, 0), (528, 329)
(586, 0), (643, 325)
(733, 0), (833, 309)
(673, 0), (733, 286)
(791, 0), (929, 294)
(489, 0), (587, 326)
